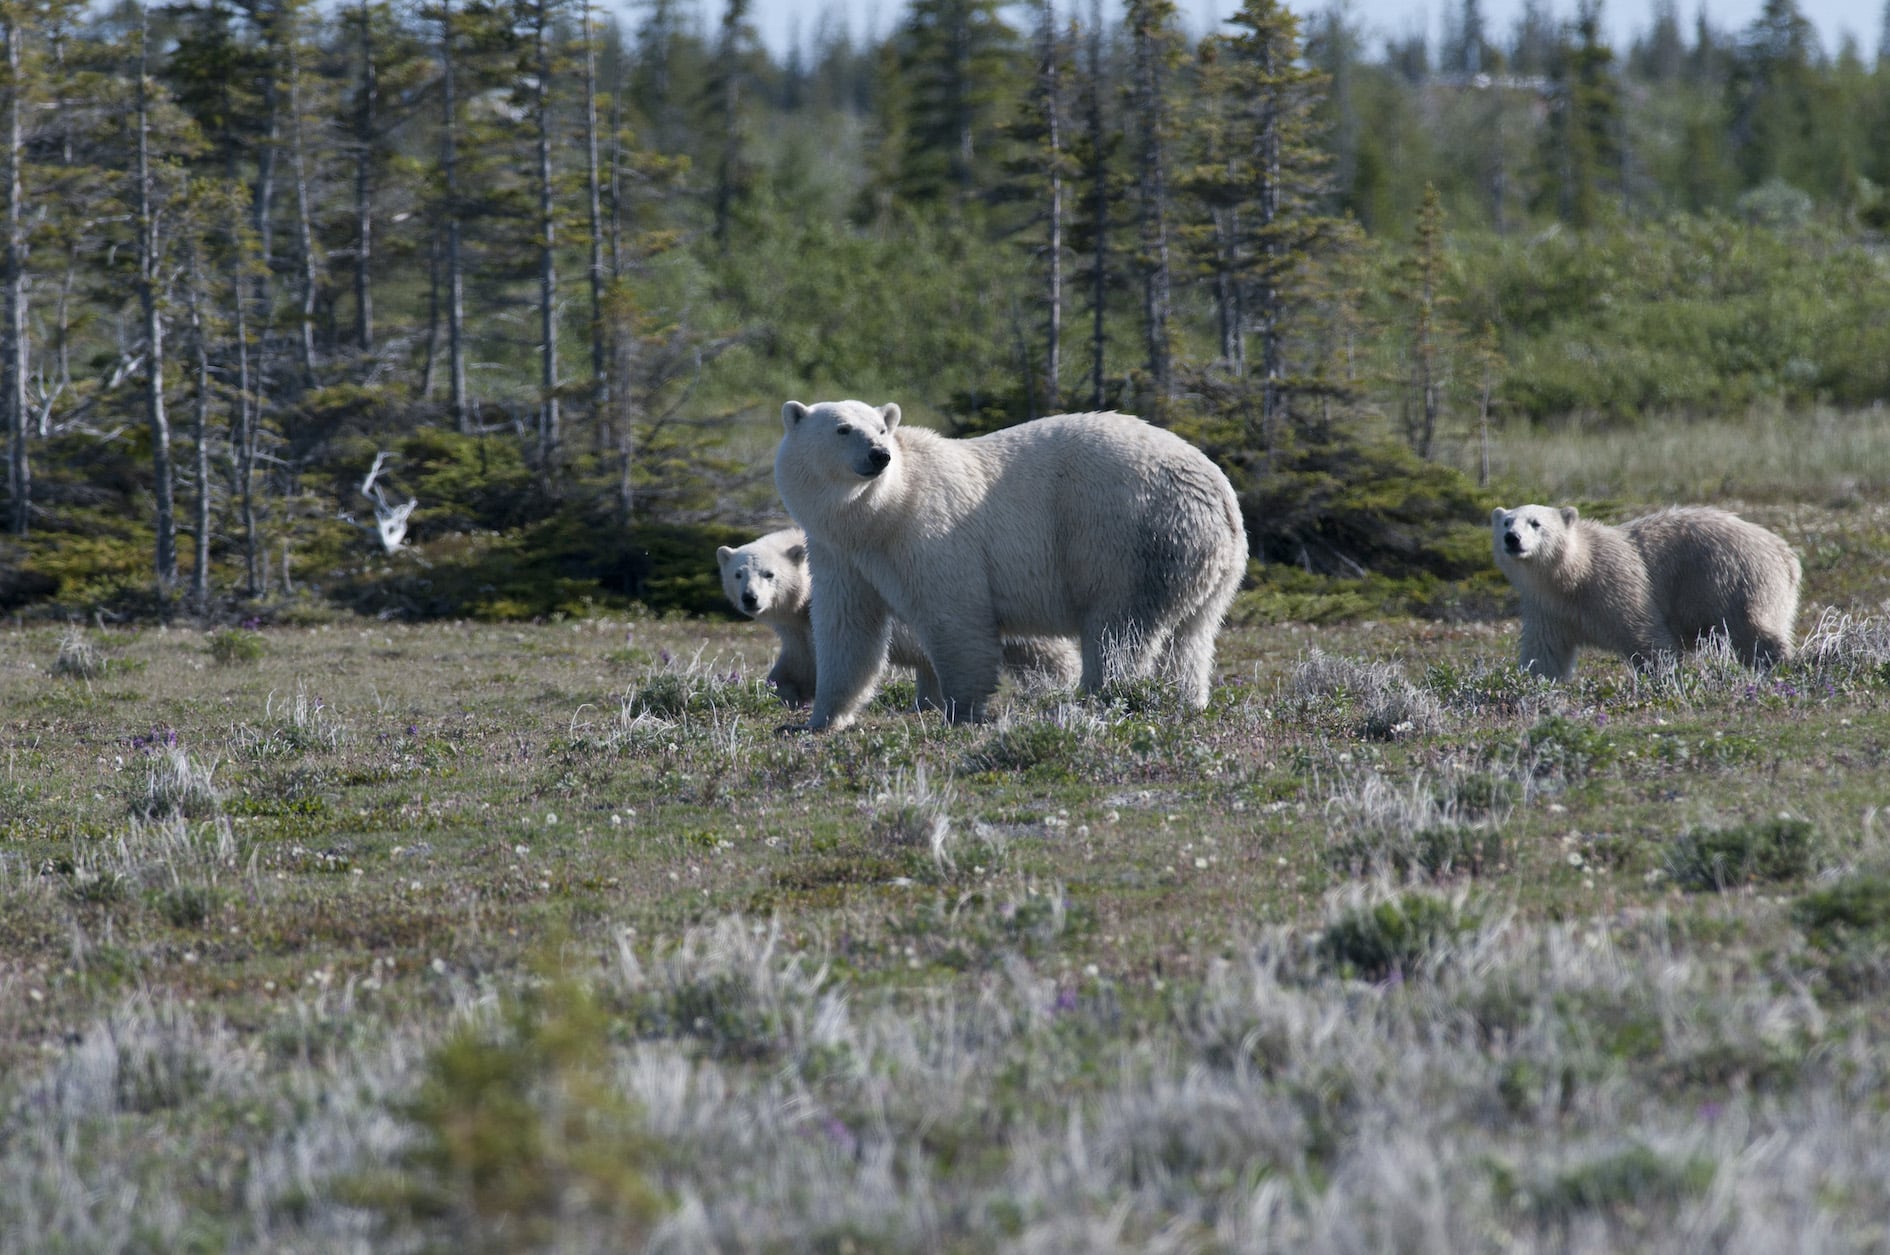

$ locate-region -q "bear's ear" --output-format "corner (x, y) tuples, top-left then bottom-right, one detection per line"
(715, 545), (735, 569)
(782, 400), (809, 431)
(1560, 506), (1580, 526)
(1491, 507), (1508, 526)
(878, 403), (901, 432)
(785, 543), (806, 566)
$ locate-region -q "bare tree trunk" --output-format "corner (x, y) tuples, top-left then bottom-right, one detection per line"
(1212, 206), (1240, 367)
(231, 222), (260, 599)
(606, 72), (624, 281)
(48, 25), (69, 431)
(1128, 0), (1173, 406)
(186, 244), (212, 618)
(582, 1), (608, 448)
(353, 0), (375, 352)
(3, 15), (28, 537)
(420, 224), (439, 399)
(439, 0), (468, 433)
(532, 0), (559, 470)
(1085, 0), (1107, 410)
(135, 6), (177, 615)
(287, 24), (317, 385)
(252, 55), (279, 430)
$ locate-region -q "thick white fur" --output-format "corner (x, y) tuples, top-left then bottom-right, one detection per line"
(775, 400), (1248, 730)
(717, 527), (1081, 708)
(1492, 503), (1800, 680)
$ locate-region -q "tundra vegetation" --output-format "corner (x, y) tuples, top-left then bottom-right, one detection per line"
(3, 0), (1890, 1247)
(3, 487), (1890, 1250)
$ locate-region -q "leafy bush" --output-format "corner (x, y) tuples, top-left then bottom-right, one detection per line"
(1524, 716), (1617, 778)
(1317, 892), (1472, 980)
(1665, 817), (1817, 891)
(207, 628), (266, 666)
(384, 982), (665, 1245)
(962, 720), (1086, 778)
(1791, 874), (1890, 951)
(1522, 1143), (1715, 1224)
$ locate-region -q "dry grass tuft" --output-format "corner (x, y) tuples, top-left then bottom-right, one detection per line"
(1283, 649), (1445, 739)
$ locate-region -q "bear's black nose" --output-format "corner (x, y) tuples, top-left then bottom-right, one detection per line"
(741, 591), (758, 612)
(866, 446), (891, 473)
(1504, 532), (1522, 554)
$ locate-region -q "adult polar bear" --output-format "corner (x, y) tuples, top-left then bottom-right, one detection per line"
(775, 400), (1247, 731)
(1493, 503), (1800, 680)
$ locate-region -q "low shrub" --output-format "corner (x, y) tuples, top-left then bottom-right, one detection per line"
(1666, 817), (1817, 891)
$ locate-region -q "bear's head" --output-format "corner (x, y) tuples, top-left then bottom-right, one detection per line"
(776, 400), (903, 501)
(716, 530), (807, 619)
(1492, 504), (1580, 564)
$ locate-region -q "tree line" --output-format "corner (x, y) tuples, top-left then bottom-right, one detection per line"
(0, 0), (1885, 621)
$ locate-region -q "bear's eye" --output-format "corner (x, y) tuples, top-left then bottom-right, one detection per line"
(835, 425), (852, 436)
(760, 570), (773, 579)
(1529, 520), (1541, 529)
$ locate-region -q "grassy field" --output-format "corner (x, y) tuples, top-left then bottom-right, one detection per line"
(4, 496), (1890, 1252)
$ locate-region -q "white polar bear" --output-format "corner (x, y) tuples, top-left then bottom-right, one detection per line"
(774, 400), (1248, 730)
(1492, 503), (1800, 680)
(716, 527), (1081, 707)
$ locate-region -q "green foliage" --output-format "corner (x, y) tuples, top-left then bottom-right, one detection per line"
(386, 982), (665, 1245)
(1317, 892), (1472, 980)
(1456, 219), (1890, 421)
(1665, 817), (1817, 891)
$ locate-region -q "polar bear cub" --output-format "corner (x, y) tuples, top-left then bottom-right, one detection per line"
(1492, 503), (1800, 680)
(774, 400), (1248, 731)
(717, 527), (1079, 708)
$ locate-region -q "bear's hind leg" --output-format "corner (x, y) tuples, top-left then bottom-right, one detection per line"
(924, 636), (1003, 723)
(1159, 567), (1241, 710)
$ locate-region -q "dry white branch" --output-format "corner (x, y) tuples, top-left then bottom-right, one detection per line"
(359, 451), (418, 554)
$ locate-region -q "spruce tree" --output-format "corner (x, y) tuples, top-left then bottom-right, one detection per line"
(1196, 0), (1341, 452)
(894, 0), (1020, 206)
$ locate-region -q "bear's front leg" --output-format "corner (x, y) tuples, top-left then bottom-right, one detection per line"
(1518, 617), (1576, 681)
(806, 561), (891, 732)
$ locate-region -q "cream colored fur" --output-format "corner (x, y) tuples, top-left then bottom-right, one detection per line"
(717, 527), (1082, 709)
(1493, 503), (1800, 680)
(775, 400), (1247, 731)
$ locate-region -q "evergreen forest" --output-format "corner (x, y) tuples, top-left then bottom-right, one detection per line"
(1, 0), (1887, 623)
